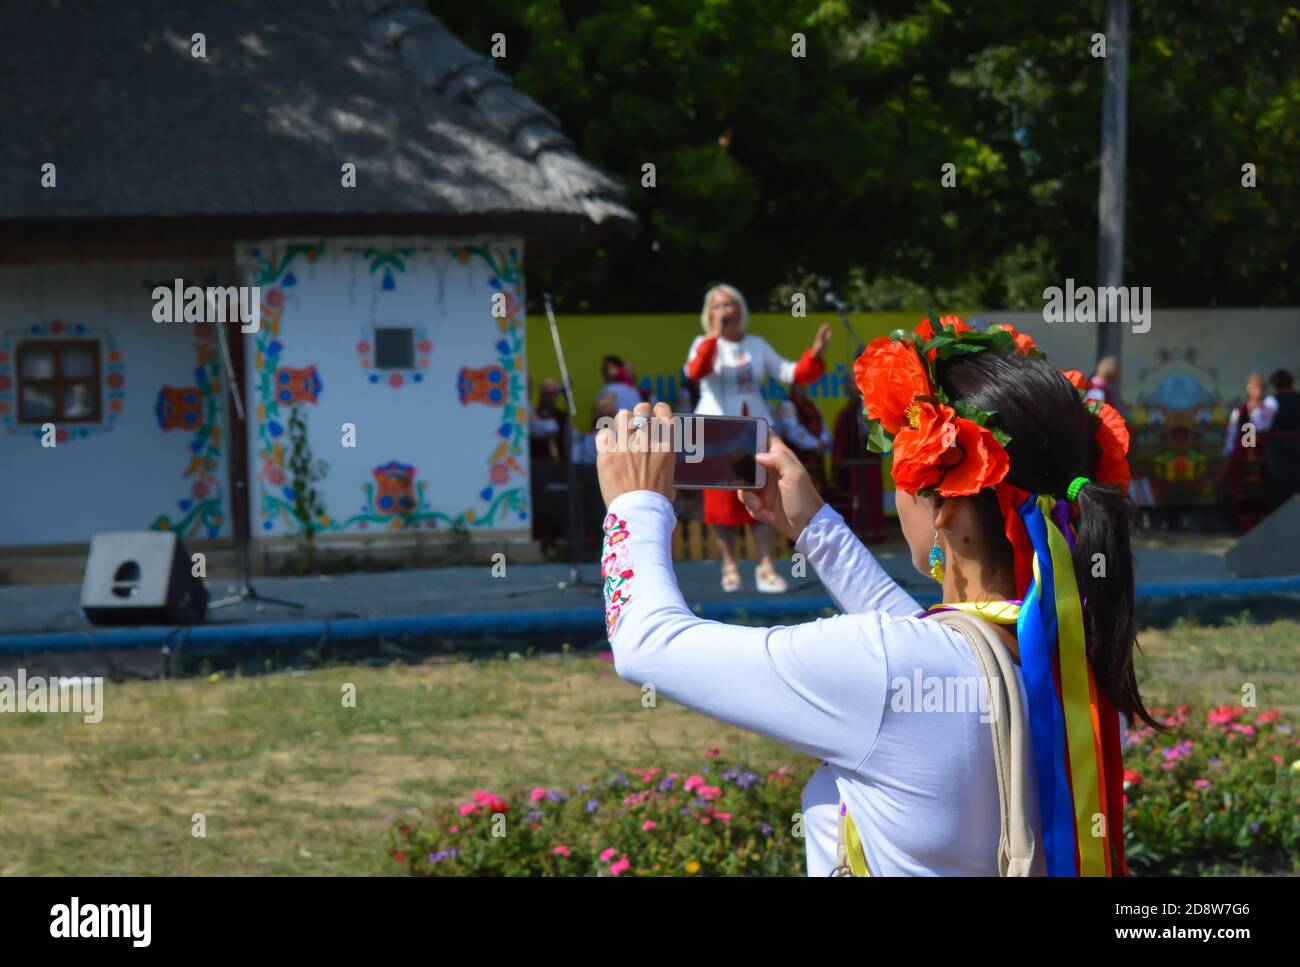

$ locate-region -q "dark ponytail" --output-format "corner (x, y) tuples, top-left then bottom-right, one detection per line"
(938, 350), (1162, 732)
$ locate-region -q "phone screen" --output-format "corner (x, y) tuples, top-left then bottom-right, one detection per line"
(674, 415), (768, 490)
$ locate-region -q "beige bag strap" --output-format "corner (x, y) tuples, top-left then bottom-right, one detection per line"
(833, 610), (1037, 876)
(929, 610), (1037, 876)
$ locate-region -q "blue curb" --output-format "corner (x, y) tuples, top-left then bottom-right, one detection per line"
(0, 575), (1297, 655)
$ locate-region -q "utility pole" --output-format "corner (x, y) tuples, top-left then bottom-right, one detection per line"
(1097, 0), (1128, 395)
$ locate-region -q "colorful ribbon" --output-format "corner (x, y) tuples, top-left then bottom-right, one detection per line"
(925, 487), (1124, 876)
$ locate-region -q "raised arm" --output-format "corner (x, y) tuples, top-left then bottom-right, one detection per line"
(796, 502), (921, 617)
(603, 490), (890, 770)
(756, 329), (830, 385)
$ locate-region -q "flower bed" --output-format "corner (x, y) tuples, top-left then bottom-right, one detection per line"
(388, 707), (1299, 876)
(1122, 705), (1299, 875)
(388, 747), (809, 876)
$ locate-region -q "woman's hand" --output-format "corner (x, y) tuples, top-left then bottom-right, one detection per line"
(811, 323), (832, 357)
(738, 435), (825, 542)
(596, 401), (677, 507)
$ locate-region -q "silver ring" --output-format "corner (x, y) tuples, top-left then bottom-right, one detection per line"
(630, 414), (650, 432)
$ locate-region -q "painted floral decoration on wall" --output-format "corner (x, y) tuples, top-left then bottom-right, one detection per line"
(151, 323), (225, 538)
(452, 245), (530, 527)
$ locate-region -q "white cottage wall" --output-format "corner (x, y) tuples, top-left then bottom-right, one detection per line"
(0, 260), (234, 547)
(237, 238), (530, 546)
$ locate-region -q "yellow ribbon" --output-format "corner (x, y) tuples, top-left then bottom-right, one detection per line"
(844, 808), (871, 876)
(1036, 495), (1107, 876)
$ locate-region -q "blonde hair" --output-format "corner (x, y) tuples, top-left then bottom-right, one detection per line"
(699, 284), (749, 334)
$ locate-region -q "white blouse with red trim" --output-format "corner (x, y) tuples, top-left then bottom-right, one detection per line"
(685, 333), (811, 422)
(600, 490), (1043, 876)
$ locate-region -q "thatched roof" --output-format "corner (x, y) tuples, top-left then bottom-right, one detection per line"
(0, 0), (636, 243)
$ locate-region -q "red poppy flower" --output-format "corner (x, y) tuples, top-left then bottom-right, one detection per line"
(854, 337), (930, 435)
(1061, 369), (1088, 391)
(990, 322), (1038, 355)
(1093, 402), (1131, 489)
(892, 401), (1010, 497)
(915, 315), (971, 340)
(891, 400), (953, 493)
(940, 417), (1011, 496)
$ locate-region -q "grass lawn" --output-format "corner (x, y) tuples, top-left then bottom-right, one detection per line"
(1, 617), (1296, 875)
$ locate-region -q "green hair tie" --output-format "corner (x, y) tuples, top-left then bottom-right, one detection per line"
(1066, 476), (1091, 501)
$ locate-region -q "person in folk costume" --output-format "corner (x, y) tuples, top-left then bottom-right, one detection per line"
(528, 377), (568, 464)
(1220, 372), (1273, 532)
(598, 317), (1157, 875)
(1264, 369), (1300, 510)
(683, 283), (831, 592)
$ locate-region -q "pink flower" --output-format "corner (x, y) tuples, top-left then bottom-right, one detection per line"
(609, 858), (631, 876)
(641, 820), (657, 831)
(1258, 709), (1280, 724)
(1273, 755), (1284, 764)
(530, 788), (547, 802)
(449, 825), (459, 833)
(1123, 769), (1142, 786)
(703, 746), (721, 759)
(684, 774), (705, 793)
(698, 785), (722, 801)
(1193, 779), (1211, 790)
(459, 803), (479, 816)
(600, 847), (617, 862)
(552, 845), (571, 857)
(713, 812), (731, 823)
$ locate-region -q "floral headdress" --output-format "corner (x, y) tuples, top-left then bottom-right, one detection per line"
(852, 315), (1039, 496)
(854, 315), (1136, 876)
(853, 316), (1132, 499)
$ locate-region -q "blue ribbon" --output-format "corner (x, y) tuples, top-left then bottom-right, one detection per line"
(1015, 496), (1078, 876)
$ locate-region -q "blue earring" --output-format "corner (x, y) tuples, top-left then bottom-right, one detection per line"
(928, 532), (945, 583)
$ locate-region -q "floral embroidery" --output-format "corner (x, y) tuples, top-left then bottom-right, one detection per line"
(602, 513), (634, 638)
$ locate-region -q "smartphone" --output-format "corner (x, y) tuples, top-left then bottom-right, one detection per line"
(673, 414), (769, 491)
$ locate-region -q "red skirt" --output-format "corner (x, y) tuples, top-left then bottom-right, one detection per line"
(702, 487), (752, 527)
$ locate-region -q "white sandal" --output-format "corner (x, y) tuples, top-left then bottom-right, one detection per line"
(755, 562), (788, 594)
(720, 562), (742, 593)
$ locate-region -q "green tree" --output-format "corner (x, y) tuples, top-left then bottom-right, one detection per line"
(431, 1), (1298, 311)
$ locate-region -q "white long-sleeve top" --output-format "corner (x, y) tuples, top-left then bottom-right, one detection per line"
(601, 490), (1041, 876)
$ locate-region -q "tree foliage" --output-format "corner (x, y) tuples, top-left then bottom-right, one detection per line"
(431, 0), (1299, 312)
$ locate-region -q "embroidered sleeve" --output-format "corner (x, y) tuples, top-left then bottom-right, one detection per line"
(601, 490), (892, 771)
(601, 512), (635, 637)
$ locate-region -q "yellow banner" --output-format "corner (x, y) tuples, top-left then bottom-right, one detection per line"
(526, 311), (919, 433)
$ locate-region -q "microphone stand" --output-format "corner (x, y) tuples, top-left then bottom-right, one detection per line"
(208, 310), (303, 613)
(508, 293), (602, 598)
(826, 294), (864, 349)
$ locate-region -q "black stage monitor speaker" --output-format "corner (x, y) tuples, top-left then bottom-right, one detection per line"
(80, 531), (208, 625)
(1225, 495), (1300, 578)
